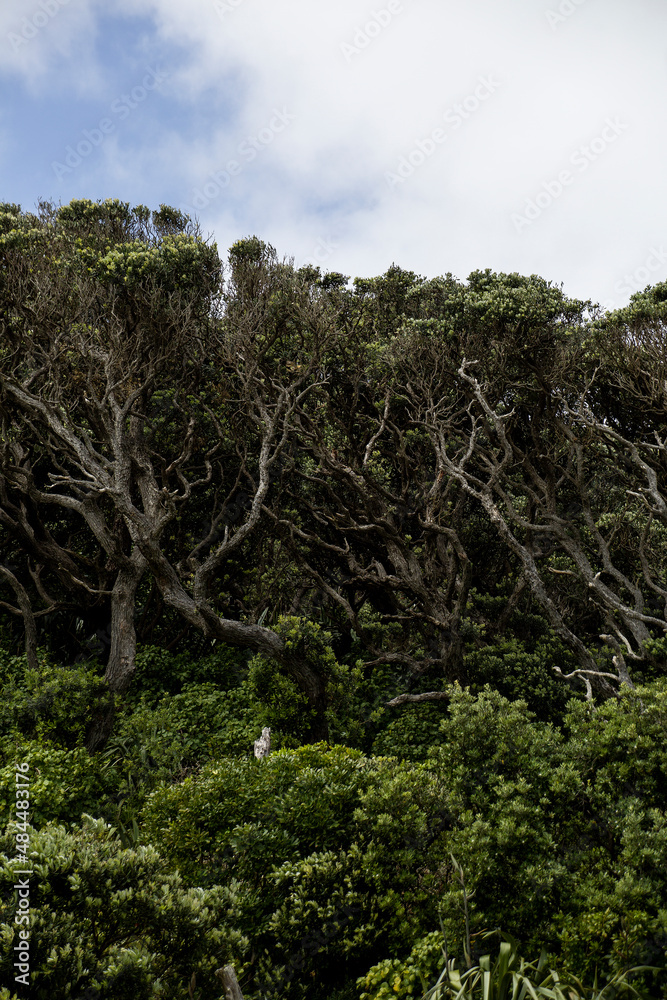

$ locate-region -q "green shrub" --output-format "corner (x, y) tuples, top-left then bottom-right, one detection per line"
(167, 681), (260, 759)
(371, 701), (449, 761)
(100, 682), (261, 835)
(422, 683), (667, 987)
(0, 653), (114, 748)
(246, 616), (361, 747)
(247, 652), (315, 748)
(0, 815), (248, 999)
(464, 635), (574, 721)
(359, 930), (658, 1000)
(357, 931), (451, 1000)
(141, 743), (372, 887)
(550, 680), (667, 985)
(106, 681), (260, 778)
(0, 735), (117, 829)
(141, 744), (449, 998)
(129, 642), (250, 705)
(426, 686), (573, 945)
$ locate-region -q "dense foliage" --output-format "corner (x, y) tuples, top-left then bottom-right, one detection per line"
(1, 199), (666, 999)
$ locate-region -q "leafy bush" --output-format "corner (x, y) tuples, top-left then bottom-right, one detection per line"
(551, 680), (667, 985)
(247, 652), (315, 748)
(371, 701), (450, 761)
(423, 684), (667, 988)
(0, 815), (248, 999)
(1, 642), (666, 1000)
(100, 681), (261, 835)
(360, 930), (655, 1000)
(464, 634), (575, 721)
(0, 735), (116, 829)
(142, 744), (374, 887)
(357, 930), (445, 1000)
(425, 685), (572, 946)
(142, 744), (449, 998)
(108, 680), (260, 773)
(246, 616), (360, 747)
(138, 683), (667, 995)
(0, 653), (113, 748)
(129, 643), (250, 705)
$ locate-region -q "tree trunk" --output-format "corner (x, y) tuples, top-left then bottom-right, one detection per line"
(216, 966), (244, 1000)
(104, 561), (145, 692)
(86, 555), (146, 752)
(0, 565), (39, 672)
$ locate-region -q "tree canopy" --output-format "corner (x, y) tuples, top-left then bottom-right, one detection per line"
(2, 198), (667, 744)
(2, 199), (667, 1000)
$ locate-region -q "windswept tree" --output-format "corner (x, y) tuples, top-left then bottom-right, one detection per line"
(0, 200), (340, 746)
(274, 267), (667, 701)
(269, 271), (595, 689)
(3, 199), (666, 746)
(380, 272), (667, 697)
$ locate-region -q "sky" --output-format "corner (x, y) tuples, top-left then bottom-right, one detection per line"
(1, 0), (666, 310)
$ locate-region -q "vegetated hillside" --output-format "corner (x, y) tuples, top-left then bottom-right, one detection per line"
(0, 198), (666, 1000)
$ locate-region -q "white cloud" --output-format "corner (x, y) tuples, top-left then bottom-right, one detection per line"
(0, 0), (101, 97)
(6, 0), (667, 304)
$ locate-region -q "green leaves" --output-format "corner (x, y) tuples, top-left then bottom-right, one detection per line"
(140, 744), (449, 996)
(0, 737), (114, 829)
(423, 931), (654, 1000)
(361, 930), (657, 1000)
(0, 815), (248, 999)
(76, 232), (220, 295)
(0, 653), (115, 749)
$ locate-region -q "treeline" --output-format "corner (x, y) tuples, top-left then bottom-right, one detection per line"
(0, 199), (666, 998)
(2, 199), (667, 725)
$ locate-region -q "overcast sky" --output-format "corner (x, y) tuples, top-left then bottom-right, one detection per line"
(2, 0), (666, 309)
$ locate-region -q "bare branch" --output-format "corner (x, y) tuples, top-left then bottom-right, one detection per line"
(386, 691), (451, 707)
